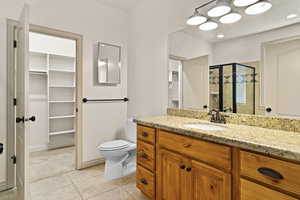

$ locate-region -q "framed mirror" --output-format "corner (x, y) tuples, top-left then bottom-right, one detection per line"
(95, 42), (121, 85)
(168, 0), (300, 118)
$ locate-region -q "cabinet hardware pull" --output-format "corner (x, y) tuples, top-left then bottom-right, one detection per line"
(258, 167), (284, 180)
(141, 132), (148, 137)
(140, 153), (148, 159)
(180, 165), (186, 170)
(186, 167), (192, 172)
(183, 143), (191, 148)
(140, 178), (148, 185)
(266, 107), (272, 113)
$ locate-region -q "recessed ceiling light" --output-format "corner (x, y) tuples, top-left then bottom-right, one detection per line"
(287, 13), (298, 20)
(199, 21), (219, 31)
(217, 34), (225, 38)
(245, 0), (272, 15)
(186, 12), (207, 25)
(208, 0), (231, 17)
(220, 12), (242, 24)
(233, 0), (259, 7)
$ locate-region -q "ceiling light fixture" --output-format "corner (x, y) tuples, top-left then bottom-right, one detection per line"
(217, 34), (225, 38)
(286, 13), (298, 20)
(245, 0), (272, 15)
(186, 11), (207, 25)
(233, 0), (259, 7)
(199, 21), (219, 31)
(207, 0), (231, 17)
(220, 12), (242, 24)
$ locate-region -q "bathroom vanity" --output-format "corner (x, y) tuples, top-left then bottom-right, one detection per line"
(135, 115), (300, 200)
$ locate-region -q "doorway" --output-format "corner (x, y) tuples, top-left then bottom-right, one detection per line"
(5, 17), (83, 198)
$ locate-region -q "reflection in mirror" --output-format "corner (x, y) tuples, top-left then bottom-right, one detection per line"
(168, 0), (300, 118)
(96, 42), (121, 85)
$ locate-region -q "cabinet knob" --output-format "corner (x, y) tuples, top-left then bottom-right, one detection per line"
(180, 165), (186, 170)
(141, 132), (148, 137)
(186, 167), (192, 172)
(258, 167), (283, 180)
(140, 178), (148, 185)
(140, 153), (148, 159)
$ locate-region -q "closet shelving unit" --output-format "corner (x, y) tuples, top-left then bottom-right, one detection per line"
(29, 51), (76, 149)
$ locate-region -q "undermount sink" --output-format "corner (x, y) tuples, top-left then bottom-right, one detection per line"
(183, 124), (226, 131)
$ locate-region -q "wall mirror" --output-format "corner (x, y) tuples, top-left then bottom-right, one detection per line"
(168, 0), (300, 118)
(95, 42), (121, 85)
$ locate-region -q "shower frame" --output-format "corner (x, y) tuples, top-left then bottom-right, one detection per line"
(209, 63), (256, 114)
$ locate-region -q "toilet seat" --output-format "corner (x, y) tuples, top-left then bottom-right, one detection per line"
(98, 140), (129, 151)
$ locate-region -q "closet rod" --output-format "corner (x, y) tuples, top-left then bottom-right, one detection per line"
(82, 97), (129, 103)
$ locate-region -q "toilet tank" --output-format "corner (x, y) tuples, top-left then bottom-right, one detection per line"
(126, 118), (137, 143)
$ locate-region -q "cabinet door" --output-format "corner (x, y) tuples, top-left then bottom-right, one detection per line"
(157, 148), (192, 200)
(192, 160), (231, 200)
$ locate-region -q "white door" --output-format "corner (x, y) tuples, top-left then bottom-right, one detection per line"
(15, 4), (30, 200)
(264, 37), (300, 118)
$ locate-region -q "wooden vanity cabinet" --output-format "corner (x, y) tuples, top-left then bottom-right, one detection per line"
(136, 125), (300, 200)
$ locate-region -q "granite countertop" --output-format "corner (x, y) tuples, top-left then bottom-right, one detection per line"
(135, 115), (300, 162)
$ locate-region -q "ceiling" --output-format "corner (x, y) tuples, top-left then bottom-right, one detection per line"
(96, 0), (140, 12)
(176, 0), (300, 42)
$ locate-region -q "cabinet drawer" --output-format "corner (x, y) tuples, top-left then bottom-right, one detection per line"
(137, 141), (155, 171)
(136, 165), (155, 199)
(137, 125), (156, 144)
(158, 130), (231, 171)
(240, 150), (300, 195)
(240, 178), (297, 200)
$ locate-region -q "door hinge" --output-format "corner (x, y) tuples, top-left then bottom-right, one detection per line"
(11, 155), (16, 164)
(13, 40), (17, 48)
(76, 108), (78, 113)
(13, 98), (17, 106)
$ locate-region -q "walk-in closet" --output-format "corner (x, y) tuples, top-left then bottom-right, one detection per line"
(29, 32), (76, 152)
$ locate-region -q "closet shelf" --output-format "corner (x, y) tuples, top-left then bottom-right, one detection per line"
(49, 69), (75, 73)
(49, 85), (76, 88)
(49, 100), (75, 103)
(49, 129), (75, 136)
(49, 115), (75, 119)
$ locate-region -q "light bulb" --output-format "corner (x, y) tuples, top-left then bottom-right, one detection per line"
(220, 12), (242, 24)
(245, 1), (272, 15)
(199, 21), (219, 31)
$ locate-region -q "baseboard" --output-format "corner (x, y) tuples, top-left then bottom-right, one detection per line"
(81, 158), (105, 169)
(0, 181), (13, 192)
(30, 144), (48, 152)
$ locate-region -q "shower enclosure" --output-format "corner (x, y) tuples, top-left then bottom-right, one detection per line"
(209, 63), (256, 115)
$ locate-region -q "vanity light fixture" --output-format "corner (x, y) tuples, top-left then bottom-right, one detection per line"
(186, 11), (207, 25)
(199, 21), (219, 31)
(287, 13), (298, 20)
(207, 0), (231, 17)
(245, 0), (272, 15)
(233, 0), (259, 7)
(220, 12), (242, 24)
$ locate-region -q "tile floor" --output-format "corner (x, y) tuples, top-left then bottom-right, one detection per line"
(0, 147), (147, 200)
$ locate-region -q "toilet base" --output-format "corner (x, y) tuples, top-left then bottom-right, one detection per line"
(104, 154), (136, 180)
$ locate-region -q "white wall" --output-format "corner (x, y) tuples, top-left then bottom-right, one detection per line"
(127, 0), (196, 118)
(169, 31), (212, 60)
(0, 0), (129, 185)
(212, 23), (300, 64)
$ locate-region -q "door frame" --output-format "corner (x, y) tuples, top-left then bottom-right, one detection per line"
(6, 20), (84, 190)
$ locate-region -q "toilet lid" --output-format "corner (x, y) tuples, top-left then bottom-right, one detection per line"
(99, 140), (129, 151)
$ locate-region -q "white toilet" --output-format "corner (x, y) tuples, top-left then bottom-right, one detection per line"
(98, 118), (137, 179)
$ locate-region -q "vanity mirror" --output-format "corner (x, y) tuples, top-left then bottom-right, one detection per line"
(168, 0), (300, 118)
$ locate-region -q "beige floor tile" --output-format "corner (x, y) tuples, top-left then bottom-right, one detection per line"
(72, 174), (120, 200)
(66, 165), (104, 182)
(30, 174), (72, 197)
(122, 182), (149, 200)
(0, 189), (17, 200)
(31, 185), (81, 200)
(87, 187), (135, 200)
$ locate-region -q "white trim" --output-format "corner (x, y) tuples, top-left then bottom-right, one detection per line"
(81, 158), (105, 169)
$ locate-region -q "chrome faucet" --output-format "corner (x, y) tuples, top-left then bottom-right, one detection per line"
(208, 109), (227, 124)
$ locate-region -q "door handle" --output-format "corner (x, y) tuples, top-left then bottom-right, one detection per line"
(0, 143), (3, 154)
(16, 116), (36, 123)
